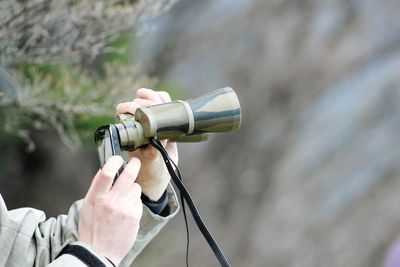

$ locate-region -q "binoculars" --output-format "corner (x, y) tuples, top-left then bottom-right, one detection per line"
(94, 87), (241, 166)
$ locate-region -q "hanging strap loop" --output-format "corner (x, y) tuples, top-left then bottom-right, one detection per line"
(150, 138), (231, 267)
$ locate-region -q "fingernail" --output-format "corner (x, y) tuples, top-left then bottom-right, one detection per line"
(124, 159), (141, 176)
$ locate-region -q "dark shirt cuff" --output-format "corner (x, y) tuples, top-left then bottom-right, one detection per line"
(141, 190), (169, 216)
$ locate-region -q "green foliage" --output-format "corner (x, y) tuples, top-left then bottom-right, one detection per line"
(1, 33), (157, 150)
(0, 27), (188, 151)
(105, 34), (136, 64)
(0, 0), (182, 152)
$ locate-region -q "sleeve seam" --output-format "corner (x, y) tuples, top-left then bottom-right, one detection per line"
(0, 223), (35, 238)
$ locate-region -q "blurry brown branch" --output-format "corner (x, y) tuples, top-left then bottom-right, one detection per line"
(0, 0), (178, 150)
(0, 0), (178, 64)
(0, 64), (157, 150)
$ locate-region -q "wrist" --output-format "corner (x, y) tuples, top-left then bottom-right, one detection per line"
(137, 156), (171, 201)
(140, 175), (170, 201)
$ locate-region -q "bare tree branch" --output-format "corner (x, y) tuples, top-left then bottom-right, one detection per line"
(0, 0), (179, 64)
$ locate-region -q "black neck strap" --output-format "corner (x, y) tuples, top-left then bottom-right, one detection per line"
(150, 138), (231, 267)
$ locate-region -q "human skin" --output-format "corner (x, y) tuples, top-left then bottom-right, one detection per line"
(78, 89), (177, 265)
(115, 88), (179, 201)
(78, 156), (143, 265)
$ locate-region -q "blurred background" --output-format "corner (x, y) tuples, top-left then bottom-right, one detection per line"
(1, 0), (400, 266)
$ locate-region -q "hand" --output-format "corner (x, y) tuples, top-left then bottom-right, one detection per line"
(78, 156), (143, 266)
(115, 88), (178, 201)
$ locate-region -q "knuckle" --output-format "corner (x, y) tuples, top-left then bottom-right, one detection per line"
(128, 102), (138, 114)
(157, 91), (171, 102)
(115, 103), (123, 112)
(122, 205), (141, 221)
(99, 168), (114, 181)
(99, 201), (116, 213)
(133, 98), (144, 107)
(130, 205), (143, 221)
(126, 211), (138, 221)
(136, 88), (148, 95)
(93, 194), (107, 204)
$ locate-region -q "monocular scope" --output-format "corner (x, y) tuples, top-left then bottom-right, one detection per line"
(94, 87), (241, 166)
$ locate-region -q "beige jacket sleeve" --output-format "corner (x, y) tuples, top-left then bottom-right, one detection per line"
(0, 184), (179, 267)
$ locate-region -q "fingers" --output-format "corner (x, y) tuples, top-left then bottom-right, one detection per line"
(87, 156), (124, 199)
(133, 98), (157, 107)
(115, 99), (157, 116)
(157, 91), (172, 102)
(114, 88), (174, 161)
(136, 88), (163, 103)
(130, 183), (143, 206)
(115, 102), (140, 115)
(111, 157), (141, 196)
(115, 89), (172, 116)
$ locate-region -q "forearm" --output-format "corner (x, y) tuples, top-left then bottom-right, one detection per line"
(0, 184), (179, 267)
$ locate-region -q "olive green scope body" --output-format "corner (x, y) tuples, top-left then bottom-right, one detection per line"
(107, 87), (241, 151)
